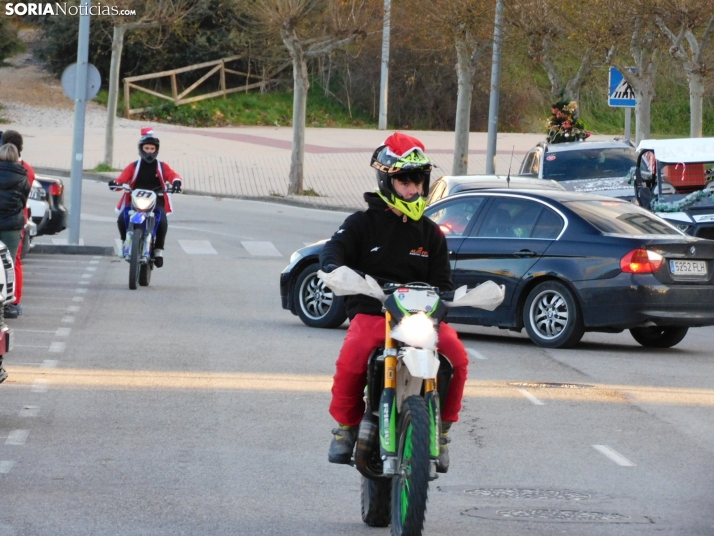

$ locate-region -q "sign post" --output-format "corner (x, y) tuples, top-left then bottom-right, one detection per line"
(608, 66), (636, 143)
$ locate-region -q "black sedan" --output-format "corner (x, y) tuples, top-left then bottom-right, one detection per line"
(33, 175), (68, 236)
(280, 189), (714, 349)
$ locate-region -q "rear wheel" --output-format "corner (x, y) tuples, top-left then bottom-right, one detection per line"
(361, 476), (391, 527)
(391, 396), (430, 536)
(630, 326), (688, 348)
(129, 229), (142, 290)
(139, 261), (152, 287)
(523, 281), (584, 348)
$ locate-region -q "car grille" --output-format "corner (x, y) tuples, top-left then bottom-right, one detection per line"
(1, 251), (13, 300)
(695, 227), (714, 240)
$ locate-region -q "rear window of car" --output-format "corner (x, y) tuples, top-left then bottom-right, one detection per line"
(543, 148), (636, 181)
(565, 200), (682, 235)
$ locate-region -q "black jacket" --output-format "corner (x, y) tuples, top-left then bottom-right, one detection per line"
(320, 192), (453, 319)
(0, 161), (30, 231)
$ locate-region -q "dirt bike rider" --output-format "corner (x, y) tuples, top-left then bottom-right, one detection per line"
(108, 127), (182, 267)
(319, 132), (469, 473)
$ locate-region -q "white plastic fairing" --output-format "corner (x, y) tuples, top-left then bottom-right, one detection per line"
(131, 189), (157, 212)
(401, 347), (440, 379)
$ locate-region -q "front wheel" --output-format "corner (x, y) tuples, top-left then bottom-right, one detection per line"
(523, 281), (584, 348)
(630, 326), (688, 348)
(391, 396), (430, 536)
(129, 229), (142, 290)
(361, 476), (391, 527)
(294, 263), (347, 328)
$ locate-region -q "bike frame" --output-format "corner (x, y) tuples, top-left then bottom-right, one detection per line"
(121, 190), (161, 263)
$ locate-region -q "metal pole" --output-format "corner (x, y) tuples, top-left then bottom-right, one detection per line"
(624, 107), (632, 143)
(485, 0), (504, 175)
(378, 0), (391, 130)
(68, 0), (91, 245)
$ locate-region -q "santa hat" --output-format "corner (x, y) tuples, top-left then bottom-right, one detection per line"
(139, 127), (157, 143)
(383, 132), (427, 159)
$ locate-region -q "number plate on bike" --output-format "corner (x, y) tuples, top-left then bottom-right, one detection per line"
(669, 260), (707, 278)
(396, 288), (440, 313)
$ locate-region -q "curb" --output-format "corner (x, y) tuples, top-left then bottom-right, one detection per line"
(28, 244), (115, 256)
(34, 167), (359, 213)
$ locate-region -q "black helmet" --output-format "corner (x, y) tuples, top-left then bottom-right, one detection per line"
(138, 127), (160, 164)
(371, 132), (432, 220)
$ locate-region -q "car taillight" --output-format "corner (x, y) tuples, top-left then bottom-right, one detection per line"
(49, 182), (63, 196)
(620, 248), (664, 273)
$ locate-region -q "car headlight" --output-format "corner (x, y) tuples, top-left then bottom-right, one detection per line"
(289, 251), (303, 264)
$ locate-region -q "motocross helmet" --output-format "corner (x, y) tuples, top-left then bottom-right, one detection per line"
(138, 127), (160, 164)
(371, 132), (432, 221)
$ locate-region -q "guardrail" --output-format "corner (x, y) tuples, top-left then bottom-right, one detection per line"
(123, 56), (290, 117)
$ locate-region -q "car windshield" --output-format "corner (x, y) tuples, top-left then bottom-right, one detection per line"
(543, 148), (636, 181)
(565, 199), (682, 235)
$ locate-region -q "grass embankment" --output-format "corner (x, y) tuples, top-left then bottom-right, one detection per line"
(95, 86), (376, 129)
(0, 104), (8, 124)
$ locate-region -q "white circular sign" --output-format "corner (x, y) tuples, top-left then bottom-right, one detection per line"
(61, 63), (102, 100)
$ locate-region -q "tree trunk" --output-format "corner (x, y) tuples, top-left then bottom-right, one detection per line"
(687, 71), (704, 138)
(634, 81), (654, 144)
(104, 25), (126, 167)
(452, 37), (475, 176)
(283, 32), (308, 196)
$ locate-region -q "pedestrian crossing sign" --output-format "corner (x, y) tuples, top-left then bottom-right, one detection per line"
(609, 67), (637, 107)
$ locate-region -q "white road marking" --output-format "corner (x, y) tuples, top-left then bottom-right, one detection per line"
(51, 238), (84, 245)
(73, 297), (84, 302)
(55, 328), (71, 337)
(32, 380), (49, 393)
(81, 274), (93, 278)
(49, 342), (66, 353)
(42, 360), (58, 369)
(79, 281), (90, 285)
(86, 267), (97, 271)
(90, 260), (100, 264)
(517, 389), (545, 405)
(467, 348), (487, 360)
(19, 406), (40, 418)
(6, 430), (29, 446)
(81, 214), (116, 222)
(13, 345), (51, 349)
(115, 238), (123, 255)
(75, 288), (87, 294)
(178, 240), (217, 255)
(61, 316), (75, 323)
(12, 329), (57, 334)
(67, 306), (80, 313)
(592, 445), (636, 467)
(0, 461), (14, 474)
(241, 241), (282, 257)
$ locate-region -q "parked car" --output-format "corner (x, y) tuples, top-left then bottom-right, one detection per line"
(32, 175), (67, 235)
(633, 137), (714, 238)
(427, 174), (565, 204)
(281, 189), (714, 349)
(518, 139), (637, 199)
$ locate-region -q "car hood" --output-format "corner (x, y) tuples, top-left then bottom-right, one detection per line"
(557, 176), (632, 198)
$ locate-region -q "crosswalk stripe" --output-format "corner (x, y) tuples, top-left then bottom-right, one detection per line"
(51, 238), (84, 245)
(241, 241), (282, 257)
(178, 240), (218, 255)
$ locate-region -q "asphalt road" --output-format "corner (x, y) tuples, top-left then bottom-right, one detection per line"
(1, 180), (714, 535)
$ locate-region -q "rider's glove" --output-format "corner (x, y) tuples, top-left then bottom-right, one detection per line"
(108, 180), (119, 191)
(322, 263), (340, 273)
(171, 179), (182, 194)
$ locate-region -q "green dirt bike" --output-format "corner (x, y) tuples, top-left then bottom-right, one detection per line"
(319, 267), (503, 536)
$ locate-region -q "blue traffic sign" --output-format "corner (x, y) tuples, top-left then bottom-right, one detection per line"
(608, 67), (637, 107)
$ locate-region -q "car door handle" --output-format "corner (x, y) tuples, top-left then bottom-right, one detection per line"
(515, 249), (537, 257)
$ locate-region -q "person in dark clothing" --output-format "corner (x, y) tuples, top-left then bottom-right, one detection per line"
(108, 127), (182, 267)
(0, 143), (30, 260)
(319, 132), (468, 473)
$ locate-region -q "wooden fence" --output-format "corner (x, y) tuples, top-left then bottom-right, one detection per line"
(123, 55), (289, 117)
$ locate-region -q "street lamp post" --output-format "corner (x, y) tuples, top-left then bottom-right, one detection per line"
(378, 0), (391, 130)
(485, 0), (504, 175)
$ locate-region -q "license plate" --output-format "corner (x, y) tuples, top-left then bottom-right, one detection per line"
(669, 260), (707, 277)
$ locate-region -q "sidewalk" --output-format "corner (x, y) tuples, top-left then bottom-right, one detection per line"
(4, 114), (614, 212)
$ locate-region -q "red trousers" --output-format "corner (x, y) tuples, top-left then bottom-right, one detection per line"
(330, 314), (468, 426)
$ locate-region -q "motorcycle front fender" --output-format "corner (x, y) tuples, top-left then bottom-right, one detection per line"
(401, 347), (440, 379)
(130, 212), (146, 225)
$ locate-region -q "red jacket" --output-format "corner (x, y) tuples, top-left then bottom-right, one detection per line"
(114, 159), (181, 215)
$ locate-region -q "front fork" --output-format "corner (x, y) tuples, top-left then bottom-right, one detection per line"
(379, 311), (441, 476)
(123, 211), (156, 262)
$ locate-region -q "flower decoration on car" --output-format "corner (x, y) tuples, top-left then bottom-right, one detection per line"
(545, 100), (591, 144)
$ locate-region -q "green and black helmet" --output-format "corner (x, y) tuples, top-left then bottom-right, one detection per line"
(371, 132), (433, 221)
